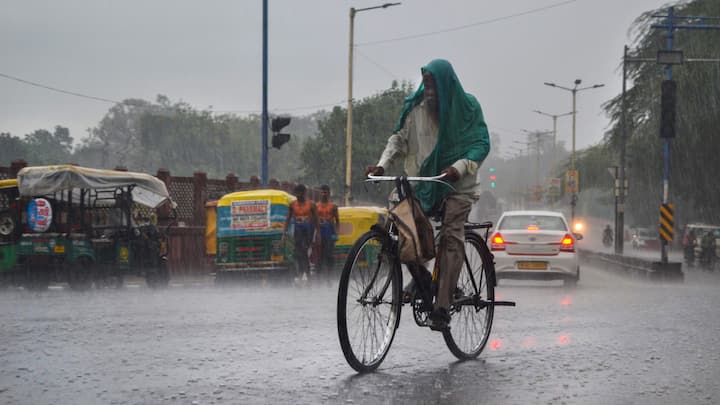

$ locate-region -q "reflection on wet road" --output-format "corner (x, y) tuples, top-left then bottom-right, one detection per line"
(1, 263), (719, 404)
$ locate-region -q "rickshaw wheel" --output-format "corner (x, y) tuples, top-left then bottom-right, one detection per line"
(24, 259), (50, 291)
(0, 210), (16, 240)
(107, 272), (124, 289)
(68, 257), (94, 291)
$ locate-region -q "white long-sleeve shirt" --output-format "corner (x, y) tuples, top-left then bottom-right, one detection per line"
(376, 101), (481, 200)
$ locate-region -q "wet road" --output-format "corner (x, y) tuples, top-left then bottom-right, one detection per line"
(1, 263), (719, 404)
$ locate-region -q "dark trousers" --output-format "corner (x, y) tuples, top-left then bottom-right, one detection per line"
(319, 237), (336, 276)
(294, 228), (312, 276)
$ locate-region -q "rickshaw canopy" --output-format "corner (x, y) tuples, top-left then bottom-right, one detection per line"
(216, 189), (295, 237)
(17, 165), (174, 209)
(217, 189), (295, 208)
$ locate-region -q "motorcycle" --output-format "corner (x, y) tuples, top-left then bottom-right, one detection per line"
(699, 248), (716, 272)
(602, 231), (613, 248)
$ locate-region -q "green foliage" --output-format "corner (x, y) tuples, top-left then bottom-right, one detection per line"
(23, 126), (73, 164)
(0, 133), (29, 164)
(600, 0), (720, 224)
(298, 81), (414, 204)
(574, 143), (615, 205)
(68, 95), (321, 180)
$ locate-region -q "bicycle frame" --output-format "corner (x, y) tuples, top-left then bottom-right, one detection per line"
(365, 175), (510, 310)
(337, 174), (515, 371)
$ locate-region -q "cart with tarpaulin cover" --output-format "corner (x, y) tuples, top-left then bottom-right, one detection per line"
(16, 165), (175, 290)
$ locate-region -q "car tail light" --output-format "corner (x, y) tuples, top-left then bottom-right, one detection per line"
(559, 233), (575, 252)
(491, 233), (505, 251)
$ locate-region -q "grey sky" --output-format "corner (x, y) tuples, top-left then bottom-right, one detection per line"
(1, 0), (673, 155)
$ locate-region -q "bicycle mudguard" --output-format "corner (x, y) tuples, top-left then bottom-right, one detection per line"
(370, 224), (391, 239)
(464, 221), (493, 230)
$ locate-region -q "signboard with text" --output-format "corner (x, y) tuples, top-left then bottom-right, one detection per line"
(565, 170), (579, 194)
(27, 198), (53, 233)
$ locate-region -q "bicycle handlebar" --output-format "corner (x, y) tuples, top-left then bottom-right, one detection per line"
(366, 173), (456, 192)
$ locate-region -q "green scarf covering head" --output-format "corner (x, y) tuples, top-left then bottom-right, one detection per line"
(394, 59), (490, 212)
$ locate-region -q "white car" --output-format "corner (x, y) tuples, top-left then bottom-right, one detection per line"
(490, 210), (581, 287)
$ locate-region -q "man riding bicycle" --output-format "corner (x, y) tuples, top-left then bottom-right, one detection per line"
(366, 59), (490, 331)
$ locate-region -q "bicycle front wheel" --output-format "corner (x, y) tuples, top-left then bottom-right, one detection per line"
(337, 229), (402, 372)
(443, 232), (495, 359)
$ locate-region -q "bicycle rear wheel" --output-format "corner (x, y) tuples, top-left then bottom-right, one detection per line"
(337, 229), (402, 372)
(443, 232), (495, 359)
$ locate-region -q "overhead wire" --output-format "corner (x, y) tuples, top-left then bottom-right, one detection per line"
(357, 0), (578, 46)
(2, 1), (580, 116)
(0, 72), (120, 104)
(355, 48), (399, 80)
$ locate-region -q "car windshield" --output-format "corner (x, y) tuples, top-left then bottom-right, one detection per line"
(498, 215), (567, 231)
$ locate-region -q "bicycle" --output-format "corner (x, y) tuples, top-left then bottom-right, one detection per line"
(336, 174), (515, 372)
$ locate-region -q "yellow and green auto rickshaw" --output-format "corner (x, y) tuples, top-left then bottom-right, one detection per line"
(205, 200), (218, 258)
(334, 206), (388, 270)
(0, 179), (20, 283)
(214, 189), (295, 281)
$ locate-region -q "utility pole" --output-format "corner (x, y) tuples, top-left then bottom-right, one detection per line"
(522, 129), (552, 190)
(619, 43), (720, 256)
(533, 110), (573, 179)
(544, 81), (604, 225)
(261, 0), (269, 185)
(616, 45), (629, 255)
(345, 3), (401, 206)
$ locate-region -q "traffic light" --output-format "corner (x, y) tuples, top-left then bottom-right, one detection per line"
(660, 80), (676, 138)
(489, 167), (496, 189)
(270, 116), (291, 149)
(271, 133), (290, 149)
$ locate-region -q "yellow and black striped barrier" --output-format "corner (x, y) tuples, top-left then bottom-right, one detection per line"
(659, 203), (674, 242)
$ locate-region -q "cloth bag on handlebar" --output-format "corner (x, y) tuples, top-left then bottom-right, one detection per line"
(389, 177), (435, 264)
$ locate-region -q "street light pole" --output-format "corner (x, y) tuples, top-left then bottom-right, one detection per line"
(533, 110), (573, 178)
(261, 0), (269, 186)
(522, 129), (553, 190)
(345, 7), (355, 206)
(345, 2), (401, 206)
(543, 80), (605, 224)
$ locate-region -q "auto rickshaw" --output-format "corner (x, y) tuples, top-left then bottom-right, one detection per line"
(0, 179), (20, 284)
(214, 189), (295, 281)
(16, 165), (175, 290)
(334, 206), (388, 270)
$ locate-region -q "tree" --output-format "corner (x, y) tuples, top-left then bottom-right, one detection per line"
(298, 81), (414, 204)
(23, 126), (73, 164)
(601, 0), (720, 224)
(0, 133), (28, 164)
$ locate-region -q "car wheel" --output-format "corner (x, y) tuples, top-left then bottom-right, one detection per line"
(563, 267), (579, 288)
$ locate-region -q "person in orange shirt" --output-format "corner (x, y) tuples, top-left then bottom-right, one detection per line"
(316, 185), (340, 282)
(283, 184), (318, 282)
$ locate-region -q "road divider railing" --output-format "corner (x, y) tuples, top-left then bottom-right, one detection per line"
(578, 249), (684, 282)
